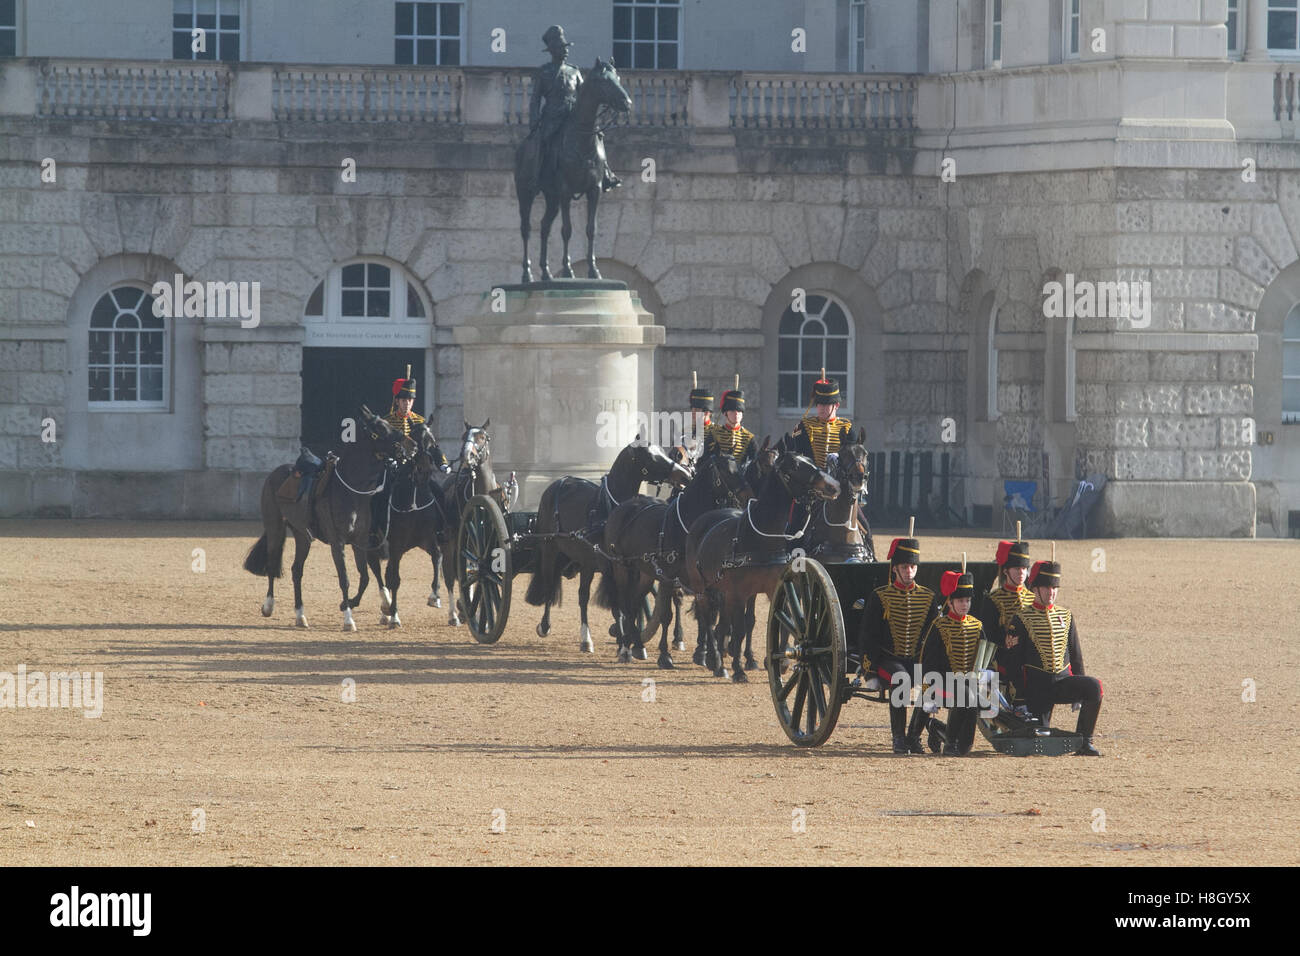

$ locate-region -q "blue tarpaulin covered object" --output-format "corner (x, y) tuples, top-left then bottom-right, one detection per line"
(1003, 480), (1037, 513)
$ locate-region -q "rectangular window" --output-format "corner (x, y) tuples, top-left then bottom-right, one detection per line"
(991, 0), (1003, 65)
(1064, 0), (1080, 58)
(849, 0), (866, 71)
(1228, 0), (1240, 53)
(1270, 0), (1299, 51)
(613, 0), (680, 71)
(395, 2), (462, 66)
(0, 0), (17, 58)
(173, 0), (241, 62)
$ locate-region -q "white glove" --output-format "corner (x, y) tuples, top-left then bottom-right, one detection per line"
(440, 463), (452, 474)
(825, 452), (839, 470)
(1071, 702), (1082, 712)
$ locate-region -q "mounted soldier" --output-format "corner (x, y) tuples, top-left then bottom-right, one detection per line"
(386, 368), (449, 473)
(670, 370), (713, 466)
(787, 375), (865, 540)
(702, 387), (756, 469)
(523, 25), (621, 197)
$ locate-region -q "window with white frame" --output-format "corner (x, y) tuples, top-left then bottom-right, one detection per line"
(613, 0), (680, 70)
(1269, 0), (1300, 50)
(172, 0), (241, 62)
(1284, 304), (1300, 422)
(990, 0), (1003, 65)
(304, 261), (428, 323)
(395, 2), (462, 66)
(1227, 0), (1241, 54)
(0, 0), (16, 58)
(88, 286), (167, 409)
(1064, 0), (1080, 58)
(777, 294), (853, 414)
(849, 0), (866, 71)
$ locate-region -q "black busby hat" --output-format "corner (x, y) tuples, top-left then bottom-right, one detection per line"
(720, 389), (744, 412)
(995, 539), (1031, 569)
(542, 25), (573, 50)
(887, 537), (920, 565)
(689, 388), (714, 411)
(1028, 560), (1061, 588)
(392, 376), (417, 400)
(940, 571), (975, 599)
(812, 378), (840, 404)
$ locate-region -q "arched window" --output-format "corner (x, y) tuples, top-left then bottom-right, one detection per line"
(304, 260), (427, 323)
(777, 293), (853, 414)
(1285, 304), (1300, 423)
(88, 285), (166, 408)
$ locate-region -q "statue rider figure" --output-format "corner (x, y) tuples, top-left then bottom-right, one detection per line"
(528, 25), (622, 195)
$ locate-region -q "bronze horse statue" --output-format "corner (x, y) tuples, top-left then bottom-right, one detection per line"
(515, 57), (632, 283)
(244, 406), (415, 631)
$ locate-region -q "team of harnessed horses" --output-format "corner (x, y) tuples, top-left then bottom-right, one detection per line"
(243, 409), (876, 681)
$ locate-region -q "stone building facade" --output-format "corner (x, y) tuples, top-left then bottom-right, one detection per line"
(1, 0), (1298, 536)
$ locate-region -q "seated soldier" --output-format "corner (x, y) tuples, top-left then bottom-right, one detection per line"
(671, 382), (713, 466)
(977, 539), (1034, 705)
(920, 570), (986, 756)
(386, 373), (449, 473)
(858, 536), (937, 754)
(1004, 560), (1103, 756)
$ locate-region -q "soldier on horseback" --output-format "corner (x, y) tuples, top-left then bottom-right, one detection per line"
(525, 25), (621, 196)
(702, 388), (756, 468)
(671, 372), (713, 466)
(386, 371), (449, 473)
(787, 376), (865, 541)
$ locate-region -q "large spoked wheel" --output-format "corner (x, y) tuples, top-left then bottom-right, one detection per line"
(766, 558), (847, 747)
(457, 494), (512, 644)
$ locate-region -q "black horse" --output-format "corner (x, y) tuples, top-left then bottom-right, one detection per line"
(684, 451), (839, 680)
(244, 406), (415, 631)
(366, 423), (451, 629)
(802, 429), (877, 563)
(525, 440), (691, 653)
(597, 452), (753, 667)
(515, 57), (632, 283)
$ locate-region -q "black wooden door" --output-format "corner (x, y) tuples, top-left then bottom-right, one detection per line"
(301, 347), (428, 455)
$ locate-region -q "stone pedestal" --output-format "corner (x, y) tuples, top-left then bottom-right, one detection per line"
(452, 280), (664, 510)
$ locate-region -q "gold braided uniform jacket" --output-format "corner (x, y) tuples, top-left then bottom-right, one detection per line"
(385, 409), (425, 437)
(702, 422), (755, 463)
(1005, 604), (1084, 678)
(859, 582), (937, 665)
(978, 585), (1033, 649)
(920, 612), (986, 677)
(791, 415), (853, 470)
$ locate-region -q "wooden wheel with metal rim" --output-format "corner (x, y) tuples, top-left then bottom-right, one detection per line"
(766, 558), (847, 747)
(457, 494), (512, 644)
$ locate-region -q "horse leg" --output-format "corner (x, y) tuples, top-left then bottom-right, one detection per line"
(291, 528), (311, 628)
(712, 599), (732, 680)
(443, 537), (462, 626)
(372, 550), (392, 615)
(386, 548), (404, 628)
(539, 193), (559, 281)
(585, 188), (601, 279)
(730, 599), (749, 683)
(577, 565), (595, 654)
(559, 199), (574, 278)
(349, 545), (371, 610)
(744, 595), (759, 670)
(651, 581), (675, 670)
(672, 590), (685, 651)
(427, 544), (442, 608)
(518, 187), (533, 284)
(331, 542), (357, 632)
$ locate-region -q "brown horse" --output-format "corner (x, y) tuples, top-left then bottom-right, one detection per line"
(244, 406), (416, 631)
(684, 450), (839, 680)
(524, 441), (691, 653)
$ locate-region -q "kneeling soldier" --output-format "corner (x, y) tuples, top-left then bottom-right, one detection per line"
(921, 571), (986, 756)
(1004, 560), (1103, 756)
(859, 536), (937, 754)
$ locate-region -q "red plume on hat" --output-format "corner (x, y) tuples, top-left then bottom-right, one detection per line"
(995, 540), (1014, 565)
(887, 538), (899, 560)
(1028, 560), (1044, 584)
(392, 377), (407, 397)
(940, 570), (961, 597)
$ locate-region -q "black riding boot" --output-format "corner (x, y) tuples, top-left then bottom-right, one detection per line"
(1075, 699), (1102, 755)
(905, 707), (927, 754)
(890, 706), (908, 754)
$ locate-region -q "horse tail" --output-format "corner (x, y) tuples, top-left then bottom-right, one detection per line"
(524, 536), (564, 607)
(593, 562), (619, 611)
(244, 535), (272, 577)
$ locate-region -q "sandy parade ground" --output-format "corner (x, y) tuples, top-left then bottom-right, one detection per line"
(0, 520), (1297, 867)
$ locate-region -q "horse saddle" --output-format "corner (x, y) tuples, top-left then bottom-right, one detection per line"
(277, 448), (328, 504)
